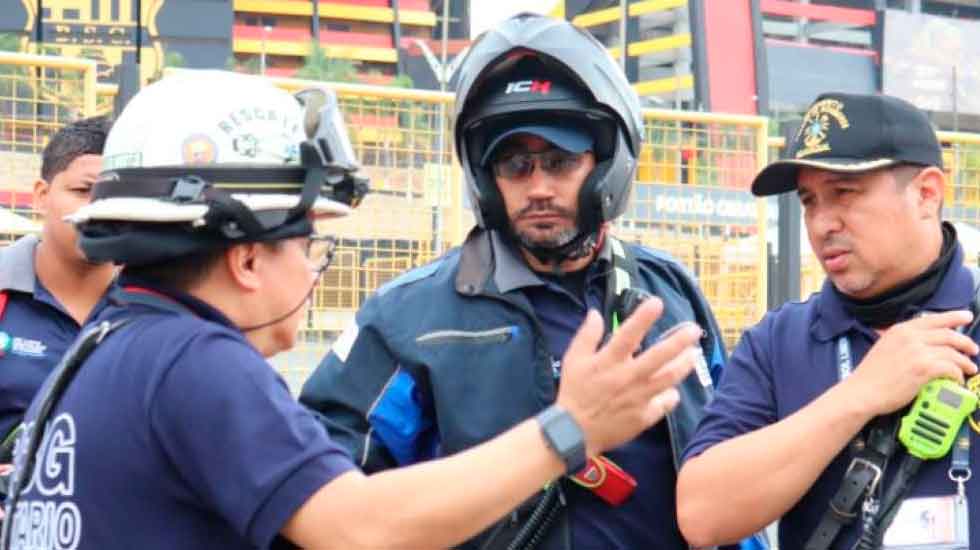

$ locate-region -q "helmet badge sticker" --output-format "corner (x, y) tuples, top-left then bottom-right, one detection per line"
(181, 134), (218, 165)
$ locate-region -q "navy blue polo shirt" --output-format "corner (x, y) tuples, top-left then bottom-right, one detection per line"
(5, 278), (356, 549)
(684, 244), (980, 550)
(0, 235), (113, 441)
(494, 234), (683, 550)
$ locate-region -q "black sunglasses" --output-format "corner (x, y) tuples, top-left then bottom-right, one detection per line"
(492, 149), (589, 181)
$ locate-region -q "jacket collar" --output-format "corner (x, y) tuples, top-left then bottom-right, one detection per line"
(0, 234), (39, 294)
(811, 242), (974, 342)
(113, 275), (239, 330)
(455, 227), (495, 296)
(455, 227), (613, 296)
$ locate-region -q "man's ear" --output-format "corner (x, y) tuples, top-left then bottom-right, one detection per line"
(33, 178), (50, 215)
(224, 243), (264, 291)
(913, 166), (945, 219)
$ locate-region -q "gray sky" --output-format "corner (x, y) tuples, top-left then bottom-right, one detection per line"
(469, 1), (562, 38)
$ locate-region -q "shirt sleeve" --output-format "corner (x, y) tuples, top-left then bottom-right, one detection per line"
(147, 328), (357, 548)
(682, 317), (779, 463)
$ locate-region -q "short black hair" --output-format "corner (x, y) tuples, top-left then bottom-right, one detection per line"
(40, 116), (112, 182)
(121, 246), (231, 293)
(120, 240), (285, 293)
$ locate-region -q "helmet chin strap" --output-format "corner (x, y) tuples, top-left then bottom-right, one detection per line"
(511, 225), (606, 276)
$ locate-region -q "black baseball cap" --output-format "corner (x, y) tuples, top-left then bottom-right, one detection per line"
(751, 92), (943, 196)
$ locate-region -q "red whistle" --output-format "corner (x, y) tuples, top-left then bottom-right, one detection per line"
(570, 455), (637, 506)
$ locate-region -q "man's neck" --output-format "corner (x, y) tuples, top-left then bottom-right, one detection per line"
(190, 276), (280, 358)
(34, 241), (115, 325)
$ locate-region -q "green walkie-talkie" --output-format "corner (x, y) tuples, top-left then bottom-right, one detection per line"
(898, 379), (978, 460)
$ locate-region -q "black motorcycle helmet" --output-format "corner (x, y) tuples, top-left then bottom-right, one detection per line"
(453, 12), (643, 262)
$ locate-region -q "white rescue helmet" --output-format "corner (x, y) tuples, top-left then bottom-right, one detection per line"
(72, 70), (368, 266)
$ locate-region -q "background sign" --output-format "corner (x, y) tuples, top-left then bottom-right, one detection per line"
(883, 10), (980, 116)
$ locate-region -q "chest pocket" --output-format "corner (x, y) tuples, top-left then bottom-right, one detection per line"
(415, 326), (518, 346)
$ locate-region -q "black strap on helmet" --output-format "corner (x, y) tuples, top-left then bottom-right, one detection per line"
(78, 87), (369, 267)
(88, 86), (369, 241)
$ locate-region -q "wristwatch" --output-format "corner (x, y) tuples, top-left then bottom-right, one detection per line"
(536, 404), (587, 474)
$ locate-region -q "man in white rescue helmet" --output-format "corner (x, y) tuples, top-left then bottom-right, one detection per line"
(1, 70), (700, 549)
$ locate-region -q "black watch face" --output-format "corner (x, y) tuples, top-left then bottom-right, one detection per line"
(552, 415), (582, 446)
(543, 409), (585, 470)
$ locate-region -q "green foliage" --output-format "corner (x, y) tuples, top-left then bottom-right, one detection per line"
(222, 54), (261, 75)
(389, 73), (414, 89)
(296, 42), (359, 83)
(164, 50), (185, 69)
(0, 33), (21, 52)
(147, 47), (187, 83)
(238, 56), (262, 75)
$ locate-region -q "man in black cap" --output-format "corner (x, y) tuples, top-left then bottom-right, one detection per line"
(300, 13), (750, 550)
(677, 91), (980, 550)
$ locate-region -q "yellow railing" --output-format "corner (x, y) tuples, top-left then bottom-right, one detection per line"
(0, 52), (100, 232)
(937, 131), (980, 269)
(96, 83), (118, 117)
(628, 108), (770, 348)
(7, 55), (980, 392)
(0, 60), (780, 392)
(0, 52), (98, 155)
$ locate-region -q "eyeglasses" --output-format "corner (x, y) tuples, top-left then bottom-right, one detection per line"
(492, 149), (589, 181)
(305, 234), (338, 274)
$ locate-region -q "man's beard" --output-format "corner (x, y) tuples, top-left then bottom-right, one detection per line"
(515, 225), (578, 250)
(508, 202), (599, 262)
(511, 201), (579, 250)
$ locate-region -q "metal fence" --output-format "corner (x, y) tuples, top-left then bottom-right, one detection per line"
(0, 52), (99, 244)
(1, 57), (772, 394)
(0, 52), (97, 154)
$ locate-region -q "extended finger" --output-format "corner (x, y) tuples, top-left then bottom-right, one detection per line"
(923, 328), (980, 356)
(562, 309), (606, 371)
(644, 346), (699, 391)
(642, 388), (680, 426)
(610, 347), (694, 409)
(913, 350), (971, 385)
(908, 310), (974, 330)
(594, 298), (665, 366)
(935, 347), (978, 380)
(622, 322), (701, 385)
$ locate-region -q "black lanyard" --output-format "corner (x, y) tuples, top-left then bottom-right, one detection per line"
(837, 336), (974, 475)
(807, 334), (974, 550)
(0, 318), (129, 549)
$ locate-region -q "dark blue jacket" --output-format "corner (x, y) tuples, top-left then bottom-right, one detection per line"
(300, 228), (729, 549)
